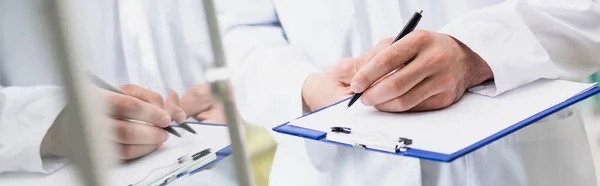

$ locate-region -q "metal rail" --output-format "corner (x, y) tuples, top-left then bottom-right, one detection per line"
(47, 0), (116, 186)
(201, 0), (256, 186)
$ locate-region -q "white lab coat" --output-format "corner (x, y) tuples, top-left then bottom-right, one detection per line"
(0, 2), (233, 186)
(222, 0), (600, 186)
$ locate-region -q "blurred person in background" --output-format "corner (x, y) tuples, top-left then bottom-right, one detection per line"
(222, 0), (600, 186)
(0, 2), (231, 185)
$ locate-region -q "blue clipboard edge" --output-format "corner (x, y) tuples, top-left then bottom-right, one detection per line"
(188, 145), (232, 174)
(447, 86), (600, 161)
(273, 86), (600, 162)
(155, 145), (231, 186)
(170, 123), (232, 175)
(272, 122), (450, 162)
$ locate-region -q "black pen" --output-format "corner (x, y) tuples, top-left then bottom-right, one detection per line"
(86, 73), (187, 137)
(347, 10), (423, 108)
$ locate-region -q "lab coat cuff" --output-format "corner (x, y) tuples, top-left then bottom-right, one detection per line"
(0, 86), (68, 174)
(439, 27), (512, 97)
(22, 90), (68, 174)
(437, 3), (555, 97)
(230, 45), (336, 169)
(231, 45), (320, 130)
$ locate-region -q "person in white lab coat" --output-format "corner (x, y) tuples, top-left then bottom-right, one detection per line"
(222, 0), (600, 186)
(0, 2), (231, 184)
(116, 0), (226, 124)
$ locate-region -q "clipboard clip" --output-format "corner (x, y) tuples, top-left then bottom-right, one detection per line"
(397, 137), (413, 152)
(129, 148), (216, 186)
(329, 126), (413, 153)
(331, 127), (351, 134)
(353, 143), (367, 150)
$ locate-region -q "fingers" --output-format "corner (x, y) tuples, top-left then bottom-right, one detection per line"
(373, 75), (456, 112)
(407, 93), (456, 112)
(108, 92), (171, 127)
(351, 31), (429, 93)
(165, 89), (187, 124)
(194, 106), (212, 122)
(360, 53), (435, 106)
(355, 38), (394, 72)
(194, 104), (226, 124)
(119, 84), (165, 108)
(111, 119), (169, 145)
(118, 144), (162, 160)
(180, 84), (213, 117)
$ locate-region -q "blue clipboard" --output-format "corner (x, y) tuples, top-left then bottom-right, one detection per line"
(164, 146), (231, 185)
(273, 86), (600, 162)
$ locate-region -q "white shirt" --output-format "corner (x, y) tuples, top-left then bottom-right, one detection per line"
(0, 0), (214, 175)
(222, 0), (600, 186)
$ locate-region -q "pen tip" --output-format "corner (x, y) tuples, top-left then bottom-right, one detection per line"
(180, 123), (198, 135)
(419, 10), (423, 14)
(165, 126), (182, 138)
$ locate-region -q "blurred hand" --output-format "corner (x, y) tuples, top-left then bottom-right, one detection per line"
(43, 84), (183, 160)
(179, 84), (226, 124)
(302, 58), (357, 112)
(350, 30), (493, 112)
(164, 89), (187, 124)
(111, 84), (183, 159)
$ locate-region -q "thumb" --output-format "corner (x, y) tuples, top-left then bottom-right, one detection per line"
(336, 58), (358, 85)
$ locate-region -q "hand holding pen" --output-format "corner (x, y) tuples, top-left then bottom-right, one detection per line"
(347, 10), (493, 112)
(87, 74), (197, 160)
(347, 10), (423, 109)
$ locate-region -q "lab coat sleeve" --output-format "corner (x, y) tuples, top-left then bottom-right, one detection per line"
(0, 85), (68, 174)
(220, 0), (319, 129)
(438, 0), (600, 96)
(220, 0), (336, 171)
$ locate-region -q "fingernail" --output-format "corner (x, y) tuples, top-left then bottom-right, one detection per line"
(161, 115), (171, 126)
(351, 83), (362, 93)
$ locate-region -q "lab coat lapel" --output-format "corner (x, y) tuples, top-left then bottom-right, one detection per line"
(116, 0), (144, 86)
(143, 0), (187, 95)
(174, 0), (211, 90)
